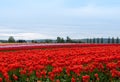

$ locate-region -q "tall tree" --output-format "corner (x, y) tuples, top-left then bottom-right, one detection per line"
(112, 37), (115, 43)
(93, 38), (96, 43)
(97, 38), (99, 43)
(61, 38), (65, 43)
(108, 37), (110, 43)
(8, 36), (15, 43)
(56, 37), (61, 43)
(101, 37), (103, 43)
(86, 38), (89, 43)
(89, 38), (92, 43)
(116, 37), (119, 44)
(66, 36), (72, 43)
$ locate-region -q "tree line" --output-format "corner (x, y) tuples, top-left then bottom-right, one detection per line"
(86, 37), (120, 43)
(0, 36), (120, 44)
(5, 36), (82, 43)
(56, 36), (82, 43)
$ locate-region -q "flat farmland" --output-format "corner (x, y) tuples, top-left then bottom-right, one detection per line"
(0, 44), (120, 82)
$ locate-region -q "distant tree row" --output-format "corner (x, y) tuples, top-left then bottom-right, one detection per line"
(56, 36), (82, 43)
(0, 36), (120, 44)
(6, 36), (82, 43)
(57, 36), (73, 43)
(86, 37), (120, 43)
(7, 36), (26, 43)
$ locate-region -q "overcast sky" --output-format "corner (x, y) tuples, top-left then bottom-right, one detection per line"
(0, 0), (120, 40)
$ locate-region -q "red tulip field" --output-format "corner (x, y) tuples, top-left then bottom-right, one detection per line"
(0, 44), (120, 82)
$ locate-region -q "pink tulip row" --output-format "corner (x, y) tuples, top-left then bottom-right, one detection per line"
(0, 43), (119, 51)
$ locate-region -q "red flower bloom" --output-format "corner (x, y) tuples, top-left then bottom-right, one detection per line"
(13, 74), (18, 80)
(56, 79), (60, 82)
(82, 75), (90, 82)
(94, 73), (99, 81)
(71, 77), (76, 82)
(0, 78), (2, 82)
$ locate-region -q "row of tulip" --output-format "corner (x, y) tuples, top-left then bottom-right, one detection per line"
(0, 44), (120, 82)
(0, 43), (119, 51)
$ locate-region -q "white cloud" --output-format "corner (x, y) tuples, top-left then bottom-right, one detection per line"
(0, 33), (54, 40)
